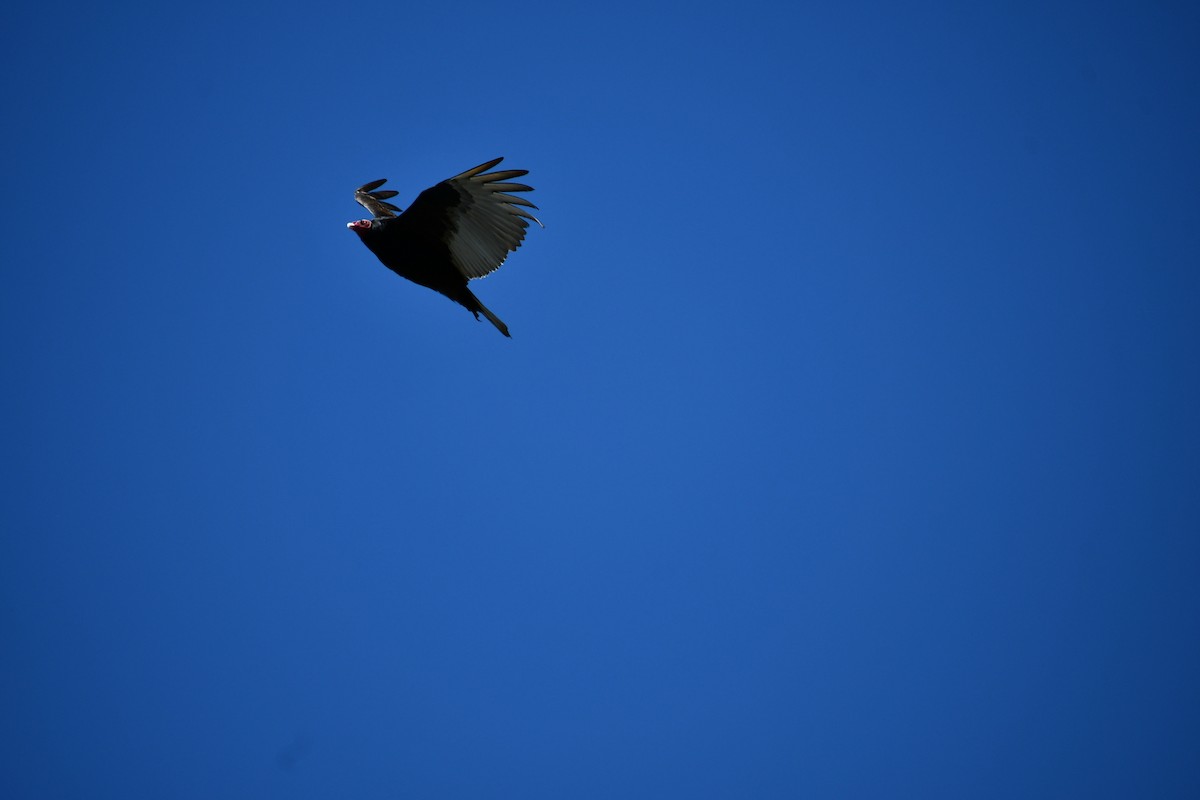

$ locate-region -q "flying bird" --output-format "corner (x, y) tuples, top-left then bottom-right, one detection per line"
(347, 157), (542, 337)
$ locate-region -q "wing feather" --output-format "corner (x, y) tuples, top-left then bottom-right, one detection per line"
(400, 157), (543, 280)
(354, 179), (402, 219)
(453, 157), (505, 179)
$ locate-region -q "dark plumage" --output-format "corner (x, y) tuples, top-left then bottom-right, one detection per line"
(347, 157), (542, 337)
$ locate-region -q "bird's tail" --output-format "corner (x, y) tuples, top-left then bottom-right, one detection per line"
(464, 288), (511, 338)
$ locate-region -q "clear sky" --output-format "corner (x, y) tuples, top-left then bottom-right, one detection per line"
(3, 1), (1199, 798)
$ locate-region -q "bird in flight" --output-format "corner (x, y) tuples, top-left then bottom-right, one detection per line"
(347, 157), (542, 337)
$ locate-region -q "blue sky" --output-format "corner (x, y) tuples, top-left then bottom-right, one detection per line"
(3, 1), (1199, 797)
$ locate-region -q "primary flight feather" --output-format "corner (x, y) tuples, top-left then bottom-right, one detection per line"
(347, 157), (542, 337)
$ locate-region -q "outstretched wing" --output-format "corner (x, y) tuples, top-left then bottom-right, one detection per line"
(354, 178), (402, 219)
(403, 157), (543, 280)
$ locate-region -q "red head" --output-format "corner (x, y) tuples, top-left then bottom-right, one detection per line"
(347, 219), (373, 232)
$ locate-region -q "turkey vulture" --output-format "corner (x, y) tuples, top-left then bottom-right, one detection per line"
(347, 157), (542, 337)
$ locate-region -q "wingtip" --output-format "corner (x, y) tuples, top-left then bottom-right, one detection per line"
(457, 157), (505, 179)
(357, 178), (388, 193)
